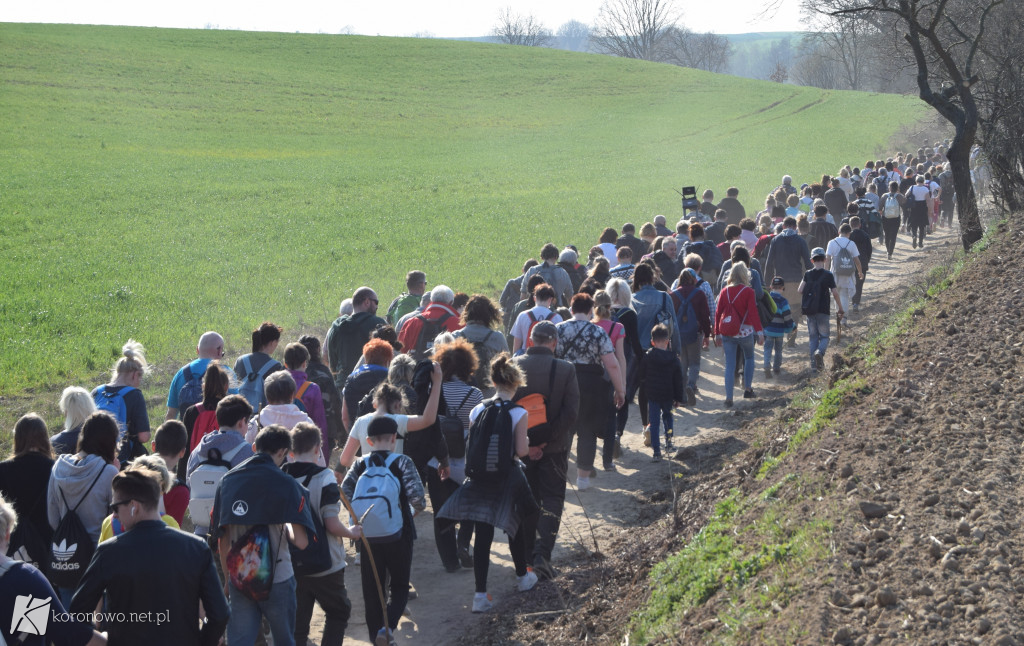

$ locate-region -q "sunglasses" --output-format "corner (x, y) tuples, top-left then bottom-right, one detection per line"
(108, 499), (134, 515)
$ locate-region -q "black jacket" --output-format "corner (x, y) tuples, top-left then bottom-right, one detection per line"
(70, 520), (229, 646)
(703, 221), (727, 245)
(615, 234), (649, 264)
(342, 365), (388, 428)
(512, 347), (580, 454)
(638, 347), (684, 404)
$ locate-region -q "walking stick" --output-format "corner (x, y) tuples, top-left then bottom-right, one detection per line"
(339, 491), (389, 626)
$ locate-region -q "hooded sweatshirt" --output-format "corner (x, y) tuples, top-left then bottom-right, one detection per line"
(47, 453), (119, 544)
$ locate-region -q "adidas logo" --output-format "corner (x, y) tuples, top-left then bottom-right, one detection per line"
(52, 539), (77, 562)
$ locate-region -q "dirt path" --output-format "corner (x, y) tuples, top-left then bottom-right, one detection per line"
(315, 225), (962, 646)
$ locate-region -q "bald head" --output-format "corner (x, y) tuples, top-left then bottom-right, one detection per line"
(197, 332), (224, 359)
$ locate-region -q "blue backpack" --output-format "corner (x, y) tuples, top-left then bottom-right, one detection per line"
(238, 356), (280, 409)
(93, 386), (135, 438)
(674, 289), (701, 345)
(177, 365), (205, 416)
(351, 453), (404, 541)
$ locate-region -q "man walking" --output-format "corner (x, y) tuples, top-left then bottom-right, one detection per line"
(165, 331), (228, 421)
(325, 287), (386, 389)
(513, 321), (580, 579)
(521, 243), (574, 307)
(385, 271), (427, 325)
(71, 468), (229, 646)
(763, 216), (813, 347)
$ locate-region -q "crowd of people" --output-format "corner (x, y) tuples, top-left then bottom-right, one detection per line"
(0, 146), (958, 646)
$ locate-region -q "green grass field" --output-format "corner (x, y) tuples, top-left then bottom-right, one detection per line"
(0, 23), (927, 426)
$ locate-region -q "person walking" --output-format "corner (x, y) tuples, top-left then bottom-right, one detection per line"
(437, 355), (540, 612)
(799, 248), (845, 371)
(714, 263), (764, 406)
(879, 181), (906, 260)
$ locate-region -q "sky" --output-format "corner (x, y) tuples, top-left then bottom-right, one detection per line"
(2, 0), (803, 38)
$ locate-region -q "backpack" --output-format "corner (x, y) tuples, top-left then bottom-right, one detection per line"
(883, 195), (902, 219)
(187, 443), (247, 530)
(189, 404), (220, 452)
(288, 470), (333, 577)
(908, 187), (929, 218)
(801, 272), (829, 316)
(7, 490), (49, 577)
(410, 312), (453, 362)
(225, 524), (275, 601)
(350, 453), (404, 541)
(93, 386), (135, 438)
(48, 466), (106, 588)
(674, 289), (701, 345)
(439, 389), (473, 459)
(515, 360), (557, 447)
(833, 239), (856, 277)
(718, 286), (749, 337)
(756, 287), (777, 327)
(524, 311), (557, 350)
(177, 365), (204, 417)
(386, 293), (418, 326)
(238, 356), (280, 410)
(293, 380), (311, 413)
(465, 399), (521, 482)
(458, 329), (500, 389)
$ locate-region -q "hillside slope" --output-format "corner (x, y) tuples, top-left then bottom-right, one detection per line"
(0, 23), (926, 404)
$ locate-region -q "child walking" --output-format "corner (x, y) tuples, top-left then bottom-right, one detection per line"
(799, 248), (845, 371)
(763, 277), (796, 378)
(341, 414), (427, 646)
(638, 324), (684, 461)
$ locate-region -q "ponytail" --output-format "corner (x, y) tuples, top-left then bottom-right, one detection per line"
(251, 321), (283, 353)
(112, 339), (149, 381)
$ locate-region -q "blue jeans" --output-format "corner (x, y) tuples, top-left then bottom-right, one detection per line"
(763, 336), (784, 371)
(228, 575), (297, 646)
(806, 313), (831, 362)
(722, 335), (755, 399)
(647, 400), (674, 457)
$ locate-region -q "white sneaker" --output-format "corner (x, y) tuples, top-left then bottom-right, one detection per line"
(576, 475), (591, 491)
(517, 569), (538, 592)
(354, 552), (361, 566)
(472, 592), (493, 613)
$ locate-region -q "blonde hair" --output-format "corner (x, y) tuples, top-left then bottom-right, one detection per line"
(606, 278), (632, 309)
(60, 386), (96, 431)
(0, 493), (17, 540)
(490, 353), (526, 391)
(726, 261), (750, 287)
(128, 454), (172, 494)
(388, 354), (416, 386)
(639, 222), (657, 239)
(593, 290), (613, 320)
(111, 339), (149, 381)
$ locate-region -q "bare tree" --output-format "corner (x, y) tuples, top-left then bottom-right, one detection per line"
(491, 7), (553, 47)
(769, 61), (790, 83)
(659, 28), (733, 72)
(806, 0), (1008, 249)
(591, 0), (678, 61)
(557, 20), (592, 52)
(792, 39), (843, 88)
(800, 1), (872, 90)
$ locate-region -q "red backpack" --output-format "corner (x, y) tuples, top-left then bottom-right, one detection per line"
(524, 310), (557, 349)
(718, 286), (750, 337)
(189, 404), (220, 451)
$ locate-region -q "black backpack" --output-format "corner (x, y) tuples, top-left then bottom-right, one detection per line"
(801, 272), (828, 317)
(49, 467), (106, 588)
(288, 469), (333, 577)
(465, 399), (521, 482)
(7, 491), (49, 577)
(410, 312), (453, 362)
(439, 389), (473, 459)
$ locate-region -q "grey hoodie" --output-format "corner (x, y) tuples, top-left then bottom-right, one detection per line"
(185, 430), (253, 478)
(47, 453), (119, 543)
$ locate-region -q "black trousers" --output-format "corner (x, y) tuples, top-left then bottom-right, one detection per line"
(361, 533), (413, 640)
(426, 466), (473, 570)
(295, 568), (351, 646)
(521, 450), (569, 562)
(473, 522), (528, 593)
(882, 217), (901, 256)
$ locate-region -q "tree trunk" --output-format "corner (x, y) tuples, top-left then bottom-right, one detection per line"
(947, 129), (984, 250)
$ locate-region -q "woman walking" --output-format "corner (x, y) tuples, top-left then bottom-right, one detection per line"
(714, 263), (764, 406)
(437, 354), (540, 612)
